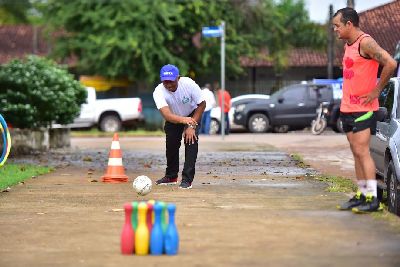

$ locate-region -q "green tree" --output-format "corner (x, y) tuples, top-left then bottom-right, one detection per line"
(43, 0), (252, 82)
(0, 0), (45, 25)
(248, 0), (326, 88)
(43, 0), (325, 86)
(0, 56), (87, 128)
(0, 0), (31, 24)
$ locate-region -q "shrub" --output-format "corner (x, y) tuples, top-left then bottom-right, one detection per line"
(0, 55), (86, 128)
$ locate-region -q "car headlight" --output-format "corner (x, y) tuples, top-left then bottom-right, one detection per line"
(235, 104), (246, 112)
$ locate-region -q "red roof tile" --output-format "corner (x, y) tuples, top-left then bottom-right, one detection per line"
(359, 0), (400, 56)
(0, 25), (49, 64)
(240, 48), (328, 67)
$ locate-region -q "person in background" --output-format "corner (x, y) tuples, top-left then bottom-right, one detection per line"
(217, 85), (231, 135)
(200, 83), (216, 134)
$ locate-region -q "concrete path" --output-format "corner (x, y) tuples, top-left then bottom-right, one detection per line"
(1, 132), (399, 267)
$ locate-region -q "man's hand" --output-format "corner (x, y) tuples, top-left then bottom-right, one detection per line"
(181, 117), (198, 126)
(183, 127), (197, 145)
(360, 89), (380, 105)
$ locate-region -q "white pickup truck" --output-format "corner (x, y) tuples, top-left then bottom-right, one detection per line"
(53, 87), (143, 132)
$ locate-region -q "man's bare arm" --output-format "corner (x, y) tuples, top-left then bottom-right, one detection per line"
(360, 37), (397, 104)
(159, 106), (197, 125)
(191, 101), (206, 123)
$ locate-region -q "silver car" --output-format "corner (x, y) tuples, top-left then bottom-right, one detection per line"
(370, 77), (400, 215)
(209, 94), (270, 134)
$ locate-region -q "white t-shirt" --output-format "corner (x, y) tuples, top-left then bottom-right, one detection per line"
(153, 77), (204, 116)
(202, 88), (216, 112)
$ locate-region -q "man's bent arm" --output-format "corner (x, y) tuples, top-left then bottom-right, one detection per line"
(362, 38), (397, 94)
(191, 101), (206, 124)
(159, 106), (197, 125)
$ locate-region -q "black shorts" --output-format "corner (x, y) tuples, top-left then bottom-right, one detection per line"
(340, 111), (377, 135)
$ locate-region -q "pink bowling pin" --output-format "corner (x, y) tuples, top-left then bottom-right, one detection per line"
(147, 202), (154, 234)
(121, 203), (135, 254)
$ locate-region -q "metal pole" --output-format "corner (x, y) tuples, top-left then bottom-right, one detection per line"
(220, 21), (225, 140)
(327, 4), (334, 79)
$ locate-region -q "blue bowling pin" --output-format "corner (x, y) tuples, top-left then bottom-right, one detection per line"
(150, 203), (164, 255)
(164, 204), (179, 255)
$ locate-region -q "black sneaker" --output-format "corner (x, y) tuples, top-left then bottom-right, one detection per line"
(155, 176), (178, 185)
(179, 180), (192, 189)
(352, 194), (384, 213)
(337, 191), (366, 210)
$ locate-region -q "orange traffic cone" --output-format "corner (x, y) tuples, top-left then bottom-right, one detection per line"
(102, 133), (129, 183)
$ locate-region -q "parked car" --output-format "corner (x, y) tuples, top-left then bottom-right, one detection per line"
(53, 87), (144, 132)
(233, 82), (342, 133)
(209, 94), (270, 134)
(370, 77), (400, 215)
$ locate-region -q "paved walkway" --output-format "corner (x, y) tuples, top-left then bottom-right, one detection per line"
(0, 132), (399, 267)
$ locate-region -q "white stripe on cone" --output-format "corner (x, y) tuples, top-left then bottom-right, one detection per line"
(111, 141), (120, 149)
(108, 158), (123, 166)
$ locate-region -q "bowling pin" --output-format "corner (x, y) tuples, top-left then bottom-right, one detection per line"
(148, 199), (156, 223)
(131, 202), (138, 231)
(164, 204), (179, 255)
(121, 203), (135, 254)
(135, 202), (149, 255)
(147, 202), (154, 233)
(150, 203), (164, 255)
(159, 201), (167, 233)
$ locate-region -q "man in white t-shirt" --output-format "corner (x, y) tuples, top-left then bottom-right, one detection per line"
(200, 83), (216, 134)
(153, 64), (206, 189)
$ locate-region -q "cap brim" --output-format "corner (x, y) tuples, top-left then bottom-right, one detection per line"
(161, 76), (178, 81)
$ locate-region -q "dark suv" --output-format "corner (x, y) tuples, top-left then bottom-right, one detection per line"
(233, 82), (342, 133)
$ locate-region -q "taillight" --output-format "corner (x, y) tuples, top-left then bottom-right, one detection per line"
(138, 100), (142, 113)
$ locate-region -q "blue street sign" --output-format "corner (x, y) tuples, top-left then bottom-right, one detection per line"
(202, 26), (222, 38)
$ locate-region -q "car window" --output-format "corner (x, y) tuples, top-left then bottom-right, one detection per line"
(379, 81), (394, 120)
(309, 86), (332, 102)
(280, 86), (306, 102)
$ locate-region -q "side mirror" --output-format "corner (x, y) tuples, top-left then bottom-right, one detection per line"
(376, 107), (388, 122)
(278, 97), (284, 103)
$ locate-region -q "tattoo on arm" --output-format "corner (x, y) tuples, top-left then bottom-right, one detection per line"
(365, 39), (387, 64)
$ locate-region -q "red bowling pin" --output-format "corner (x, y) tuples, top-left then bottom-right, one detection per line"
(146, 202), (154, 234)
(121, 202), (135, 254)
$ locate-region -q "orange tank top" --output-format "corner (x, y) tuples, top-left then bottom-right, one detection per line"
(340, 34), (379, 112)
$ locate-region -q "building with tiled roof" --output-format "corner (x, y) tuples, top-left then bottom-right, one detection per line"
(359, 0), (400, 57)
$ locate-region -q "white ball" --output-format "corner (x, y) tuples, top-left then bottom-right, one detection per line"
(133, 175), (152, 196)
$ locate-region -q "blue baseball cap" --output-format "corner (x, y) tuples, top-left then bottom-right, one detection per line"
(160, 64), (179, 81)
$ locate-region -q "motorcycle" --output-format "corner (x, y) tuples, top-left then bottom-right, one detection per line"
(311, 101), (330, 135)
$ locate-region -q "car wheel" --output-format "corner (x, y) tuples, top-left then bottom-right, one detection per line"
(99, 114), (122, 132)
(248, 114), (269, 133)
(209, 118), (220, 135)
(273, 125), (289, 133)
(387, 161), (400, 215)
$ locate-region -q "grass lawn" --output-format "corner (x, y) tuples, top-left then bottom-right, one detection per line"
(0, 164), (52, 190)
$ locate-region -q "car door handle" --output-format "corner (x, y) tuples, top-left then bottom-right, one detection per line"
(297, 103), (305, 107)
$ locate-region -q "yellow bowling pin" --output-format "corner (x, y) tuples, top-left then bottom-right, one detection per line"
(135, 202), (149, 255)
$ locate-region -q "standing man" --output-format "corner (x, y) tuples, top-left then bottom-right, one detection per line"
(200, 83), (216, 134)
(153, 64), (206, 189)
(217, 86), (231, 135)
(333, 8), (397, 212)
